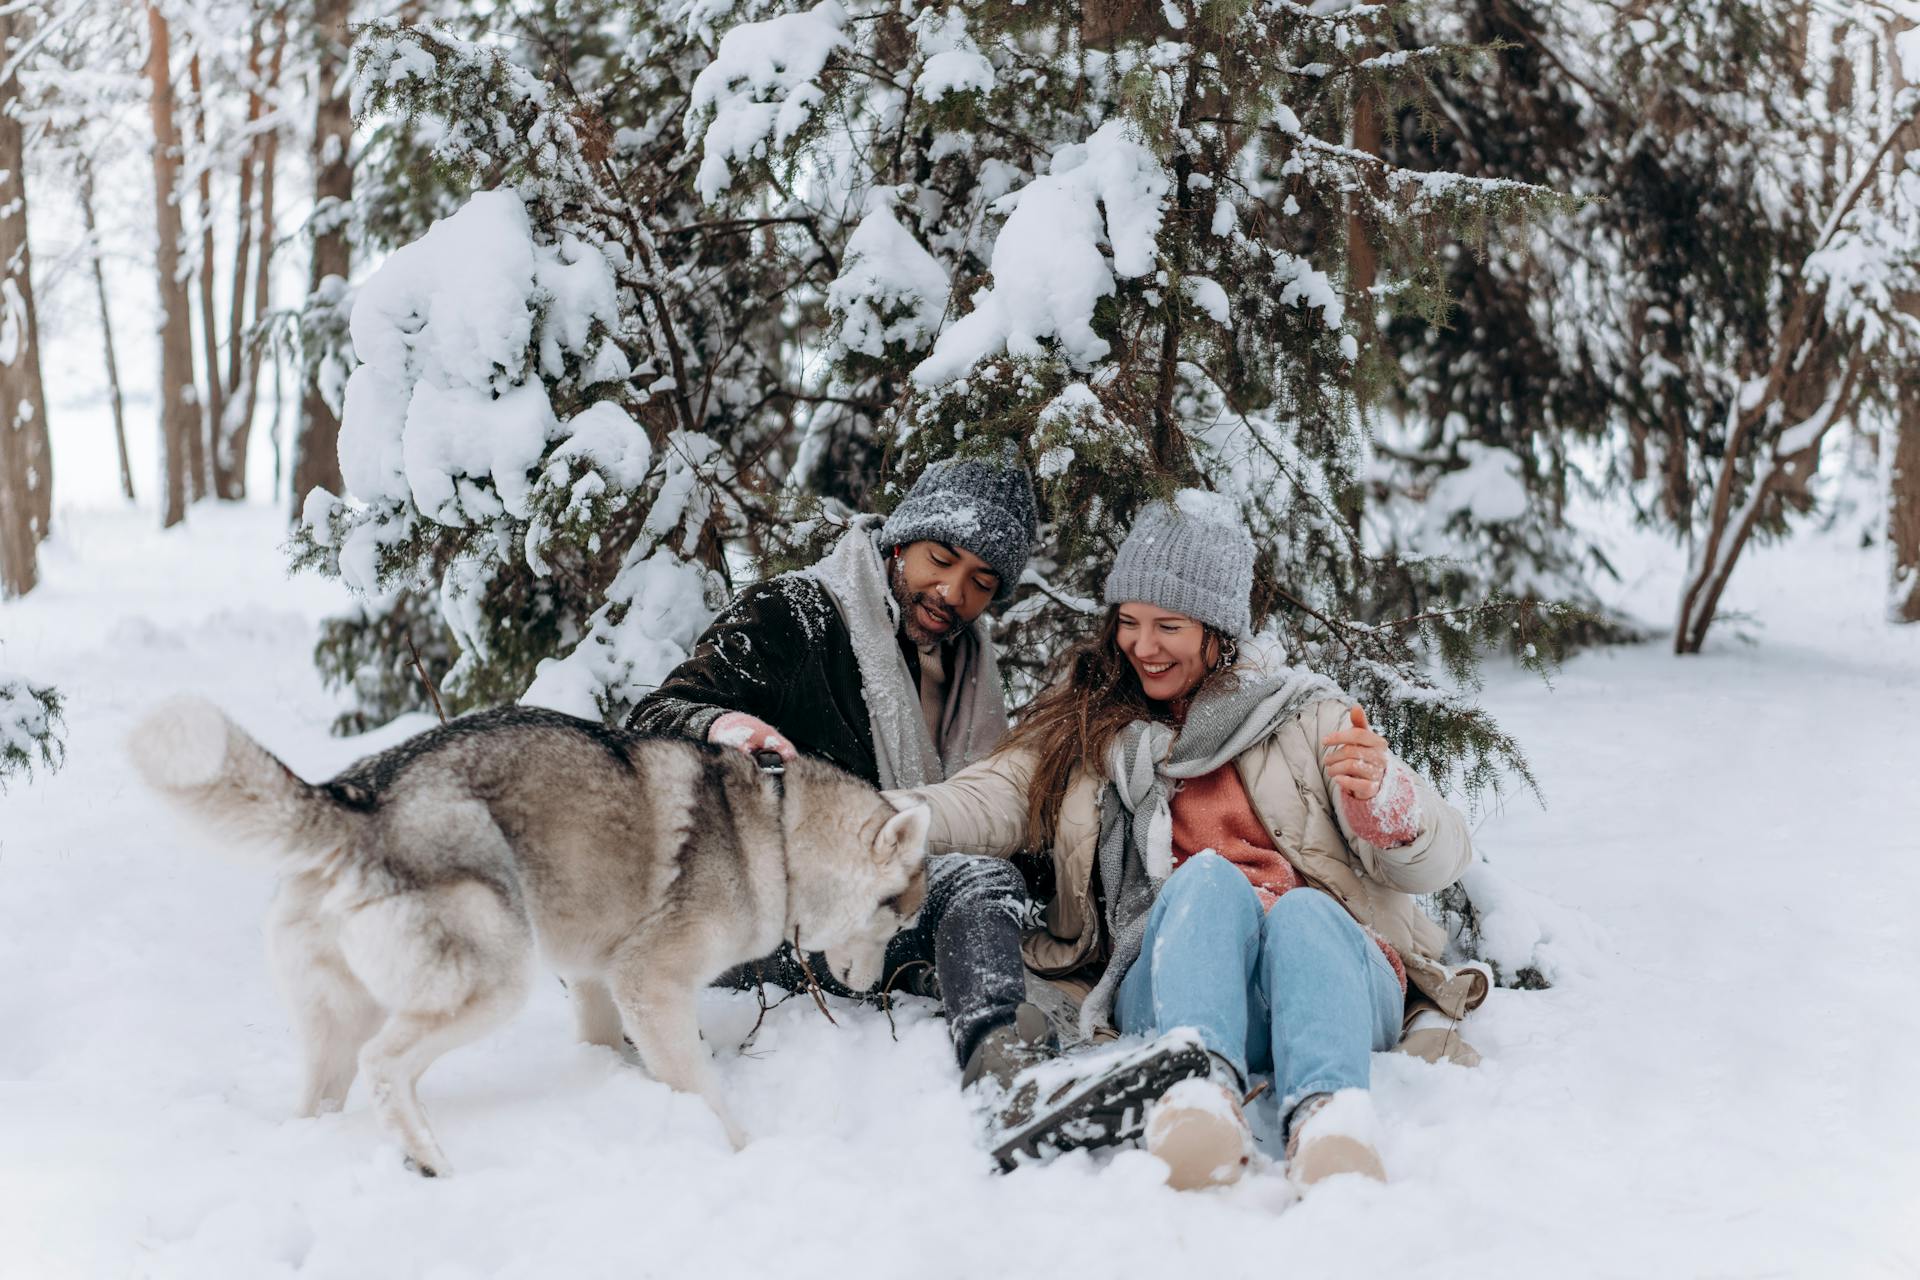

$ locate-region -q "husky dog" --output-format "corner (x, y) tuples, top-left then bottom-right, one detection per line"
(128, 699), (929, 1176)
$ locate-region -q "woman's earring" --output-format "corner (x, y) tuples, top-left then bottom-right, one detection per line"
(1215, 635), (1240, 671)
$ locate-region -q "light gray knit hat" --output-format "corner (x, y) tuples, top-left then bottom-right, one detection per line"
(878, 453), (1038, 603)
(1103, 490), (1255, 637)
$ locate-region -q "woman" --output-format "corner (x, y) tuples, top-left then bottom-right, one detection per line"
(888, 493), (1487, 1191)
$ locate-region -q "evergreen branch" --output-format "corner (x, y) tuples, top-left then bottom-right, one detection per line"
(0, 679), (65, 790)
(1809, 108), (1919, 261)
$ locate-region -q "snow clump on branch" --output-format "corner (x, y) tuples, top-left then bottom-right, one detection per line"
(827, 195), (952, 361)
(910, 8), (994, 103)
(321, 190), (633, 586)
(913, 120), (1170, 386)
(686, 0), (849, 202)
(0, 676), (63, 789)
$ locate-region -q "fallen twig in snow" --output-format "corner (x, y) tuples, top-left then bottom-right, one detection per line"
(791, 928), (840, 1027)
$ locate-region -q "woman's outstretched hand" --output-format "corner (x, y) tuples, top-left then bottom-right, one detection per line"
(1322, 705), (1420, 848)
(1321, 704), (1389, 799)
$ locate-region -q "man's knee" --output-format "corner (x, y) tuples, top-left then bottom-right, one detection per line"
(928, 854), (1027, 924)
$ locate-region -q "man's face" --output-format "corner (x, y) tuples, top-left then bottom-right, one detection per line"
(888, 540), (999, 646)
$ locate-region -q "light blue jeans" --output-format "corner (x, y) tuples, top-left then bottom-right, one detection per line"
(1114, 851), (1404, 1123)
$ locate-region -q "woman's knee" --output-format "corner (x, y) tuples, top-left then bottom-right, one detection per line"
(1151, 851), (1261, 934)
(1260, 888), (1357, 955)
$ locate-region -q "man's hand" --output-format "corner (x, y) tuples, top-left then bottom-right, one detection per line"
(1321, 705), (1419, 848)
(708, 711), (796, 762)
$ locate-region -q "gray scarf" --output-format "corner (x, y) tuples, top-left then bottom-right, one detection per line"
(805, 517), (1009, 789)
(1079, 661), (1345, 1038)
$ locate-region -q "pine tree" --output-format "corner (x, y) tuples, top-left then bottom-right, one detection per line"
(22, 0), (152, 509)
(1382, 1), (1920, 653)
(297, 2), (1592, 808)
(675, 0), (1574, 795)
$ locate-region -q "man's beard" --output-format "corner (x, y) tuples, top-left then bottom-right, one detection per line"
(889, 558), (958, 647)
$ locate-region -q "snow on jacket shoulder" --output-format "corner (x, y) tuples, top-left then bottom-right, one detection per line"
(891, 695), (1488, 1036)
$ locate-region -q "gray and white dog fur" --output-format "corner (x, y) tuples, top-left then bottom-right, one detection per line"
(126, 698), (930, 1176)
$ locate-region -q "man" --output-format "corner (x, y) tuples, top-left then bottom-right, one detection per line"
(629, 455), (1203, 1164)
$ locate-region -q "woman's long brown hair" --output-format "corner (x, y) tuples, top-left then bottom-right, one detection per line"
(998, 610), (1228, 849)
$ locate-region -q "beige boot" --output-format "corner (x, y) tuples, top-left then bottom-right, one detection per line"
(1144, 1062), (1251, 1191)
(1286, 1089), (1386, 1188)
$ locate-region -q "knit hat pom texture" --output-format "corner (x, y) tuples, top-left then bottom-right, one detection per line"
(1102, 490), (1255, 637)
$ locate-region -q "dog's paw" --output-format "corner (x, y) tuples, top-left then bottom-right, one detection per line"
(403, 1154), (444, 1179)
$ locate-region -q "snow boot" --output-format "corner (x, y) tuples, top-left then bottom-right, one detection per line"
(985, 1028), (1214, 1172)
(962, 1001), (1056, 1090)
(1285, 1088), (1387, 1188)
(1143, 1052), (1252, 1191)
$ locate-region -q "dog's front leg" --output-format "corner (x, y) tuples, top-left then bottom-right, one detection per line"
(607, 956), (745, 1150)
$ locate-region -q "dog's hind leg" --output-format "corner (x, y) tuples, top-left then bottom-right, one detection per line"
(607, 949), (744, 1150)
(357, 1006), (495, 1178)
(267, 873), (383, 1117)
(569, 978), (627, 1051)
(344, 880), (533, 1177)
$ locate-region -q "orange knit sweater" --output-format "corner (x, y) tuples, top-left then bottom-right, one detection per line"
(1169, 764), (1406, 990)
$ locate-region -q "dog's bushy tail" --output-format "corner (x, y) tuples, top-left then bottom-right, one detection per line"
(127, 696), (357, 861)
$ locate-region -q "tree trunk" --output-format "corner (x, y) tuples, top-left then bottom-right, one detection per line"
(215, 15), (269, 500)
(290, 0), (352, 521)
(0, 5), (52, 593)
(146, 1), (197, 529)
(1676, 350), (1865, 653)
(1081, 0), (1154, 49)
(188, 53), (221, 500)
(226, 18), (265, 401)
(78, 159), (134, 502)
(270, 330), (286, 498)
(1887, 18), (1920, 623)
(0, 395), (33, 597)
(1891, 376), (1920, 623)
(234, 17), (284, 504)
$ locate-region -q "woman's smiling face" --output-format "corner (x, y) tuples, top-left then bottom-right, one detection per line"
(1114, 603), (1217, 704)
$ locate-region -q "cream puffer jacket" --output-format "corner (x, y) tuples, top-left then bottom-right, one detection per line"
(891, 697), (1489, 1059)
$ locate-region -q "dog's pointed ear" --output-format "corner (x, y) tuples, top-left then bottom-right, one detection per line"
(875, 804), (931, 866)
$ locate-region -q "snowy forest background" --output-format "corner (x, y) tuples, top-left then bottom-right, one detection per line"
(0, 2), (1918, 1273)
(3, 0), (1918, 795)
(0, 0), (1916, 780)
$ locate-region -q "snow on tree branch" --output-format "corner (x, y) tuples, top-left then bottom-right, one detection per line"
(913, 120), (1168, 386)
(686, 0), (849, 202)
(0, 675), (63, 789)
(827, 195), (950, 363)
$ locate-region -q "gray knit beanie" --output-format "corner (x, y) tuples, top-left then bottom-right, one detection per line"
(878, 454), (1037, 603)
(1103, 491), (1255, 636)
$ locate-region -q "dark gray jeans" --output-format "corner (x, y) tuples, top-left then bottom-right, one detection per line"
(719, 853), (1030, 1068)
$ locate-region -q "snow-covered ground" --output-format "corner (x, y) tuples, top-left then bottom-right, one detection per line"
(2, 498), (1916, 1279)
